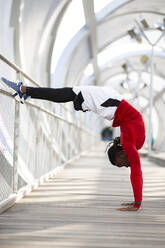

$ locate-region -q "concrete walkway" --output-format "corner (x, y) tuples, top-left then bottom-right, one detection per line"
(0, 144), (165, 248)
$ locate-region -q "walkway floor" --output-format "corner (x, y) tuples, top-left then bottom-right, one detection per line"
(0, 144), (165, 248)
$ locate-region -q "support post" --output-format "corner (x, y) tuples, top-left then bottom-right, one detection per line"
(148, 46), (154, 154)
(12, 72), (20, 192)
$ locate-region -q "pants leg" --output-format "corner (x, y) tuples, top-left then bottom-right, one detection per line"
(26, 87), (76, 103)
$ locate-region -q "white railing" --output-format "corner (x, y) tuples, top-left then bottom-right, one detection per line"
(0, 54), (99, 214)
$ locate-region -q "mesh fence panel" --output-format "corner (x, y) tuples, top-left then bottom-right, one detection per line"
(0, 70), (16, 201)
(0, 59), (99, 205)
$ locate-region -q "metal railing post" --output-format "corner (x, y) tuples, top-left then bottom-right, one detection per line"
(148, 46), (154, 154)
(12, 72), (21, 193)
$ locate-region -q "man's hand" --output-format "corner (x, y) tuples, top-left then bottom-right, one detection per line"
(116, 206), (139, 211)
(121, 202), (134, 206)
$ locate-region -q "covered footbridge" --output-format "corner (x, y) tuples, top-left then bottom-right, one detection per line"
(0, 0), (165, 247)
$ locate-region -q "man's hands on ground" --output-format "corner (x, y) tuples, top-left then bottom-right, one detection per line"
(116, 206), (139, 211)
(121, 202), (134, 206)
(116, 202), (139, 211)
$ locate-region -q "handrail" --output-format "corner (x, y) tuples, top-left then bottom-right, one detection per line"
(0, 53), (98, 214)
(0, 89), (93, 135)
(26, 100), (93, 134)
(0, 54), (95, 135)
(0, 54), (84, 120)
(0, 54), (40, 87)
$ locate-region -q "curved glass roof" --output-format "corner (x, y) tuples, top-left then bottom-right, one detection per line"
(51, 0), (85, 74)
(12, 0), (165, 144)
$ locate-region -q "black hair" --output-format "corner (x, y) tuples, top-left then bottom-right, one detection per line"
(106, 137), (123, 165)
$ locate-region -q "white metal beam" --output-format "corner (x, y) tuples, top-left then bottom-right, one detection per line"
(82, 0), (99, 84)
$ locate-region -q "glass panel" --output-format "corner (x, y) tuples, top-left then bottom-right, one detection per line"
(51, 0), (85, 75)
(94, 0), (114, 14)
(152, 107), (159, 139)
(141, 72), (165, 92)
(84, 63), (94, 76)
(80, 63), (94, 86)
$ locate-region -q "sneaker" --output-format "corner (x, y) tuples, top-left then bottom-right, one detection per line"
(1, 77), (28, 103)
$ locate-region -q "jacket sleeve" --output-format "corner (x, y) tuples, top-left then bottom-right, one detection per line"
(121, 140), (143, 208)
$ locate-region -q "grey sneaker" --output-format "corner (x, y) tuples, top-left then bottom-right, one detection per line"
(1, 77), (28, 103)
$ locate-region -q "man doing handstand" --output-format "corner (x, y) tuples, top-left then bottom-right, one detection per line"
(1, 77), (146, 211)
